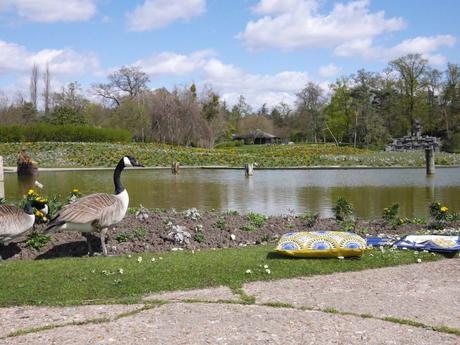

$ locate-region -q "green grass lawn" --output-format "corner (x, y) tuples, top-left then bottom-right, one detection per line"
(0, 245), (443, 307)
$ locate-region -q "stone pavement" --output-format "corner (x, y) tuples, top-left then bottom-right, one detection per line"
(1, 259), (459, 345)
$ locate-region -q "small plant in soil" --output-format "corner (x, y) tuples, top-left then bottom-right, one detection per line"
(246, 212), (268, 227)
(194, 232), (205, 243)
(25, 232), (51, 250)
(215, 217), (226, 230)
(356, 226), (369, 236)
(115, 232), (132, 243)
(163, 218), (174, 226)
(135, 205), (149, 221)
(168, 225), (191, 245)
(332, 197), (354, 221)
(382, 203), (400, 223)
(184, 208), (200, 220)
(226, 210), (239, 216)
(242, 224), (256, 232)
(133, 227), (149, 238)
(429, 202), (451, 229)
(298, 212), (319, 227)
(260, 234), (270, 242)
(339, 220), (356, 232)
(127, 207), (139, 214)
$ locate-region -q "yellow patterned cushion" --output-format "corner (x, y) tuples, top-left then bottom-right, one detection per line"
(275, 231), (367, 258)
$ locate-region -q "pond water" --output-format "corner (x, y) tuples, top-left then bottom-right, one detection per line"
(3, 168), (460, 218)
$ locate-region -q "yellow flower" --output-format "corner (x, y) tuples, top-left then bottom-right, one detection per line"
(440, 206), (448, 213)
(35, 210), (43, 217)
(72, 188), (80, 193)
(27, 189), (35, 196)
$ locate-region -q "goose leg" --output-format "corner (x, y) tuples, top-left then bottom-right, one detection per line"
(100, 228), (108, 256)
(82, 233), (94, 256)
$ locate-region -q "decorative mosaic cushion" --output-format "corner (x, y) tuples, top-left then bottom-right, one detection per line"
(275, 231), (367, 258)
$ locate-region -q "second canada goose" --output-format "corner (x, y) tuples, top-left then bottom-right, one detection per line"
(45, 156), (144, 256)
(0, 199), (48, 259)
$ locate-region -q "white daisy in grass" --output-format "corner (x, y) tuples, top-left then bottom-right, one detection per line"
(151, 258), (156, 262)
(137, 256), (143, 263)
(245, 269), (252, 274)
(118, 268), (124, 274)
(265, 269), (271, 274)
(417, 258), (422, 263)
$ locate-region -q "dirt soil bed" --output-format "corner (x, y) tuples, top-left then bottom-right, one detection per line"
(1, 209), (459, 260)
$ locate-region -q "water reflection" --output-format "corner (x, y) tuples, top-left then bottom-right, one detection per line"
(17, 173), (38, 196)
(4, 168), (460, 218)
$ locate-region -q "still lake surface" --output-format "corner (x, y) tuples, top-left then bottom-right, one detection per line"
(4, 167), (460, 218)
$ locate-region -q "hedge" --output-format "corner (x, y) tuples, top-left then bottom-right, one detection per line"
(0, 124), (132, 143)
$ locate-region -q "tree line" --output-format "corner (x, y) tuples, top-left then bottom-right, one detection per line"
(0, 54), (459, 151)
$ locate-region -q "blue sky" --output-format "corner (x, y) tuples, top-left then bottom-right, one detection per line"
(0, 0), (459, 108)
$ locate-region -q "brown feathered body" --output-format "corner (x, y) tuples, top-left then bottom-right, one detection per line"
(48, 190), (129, 233)
(0, 205), (35, 243)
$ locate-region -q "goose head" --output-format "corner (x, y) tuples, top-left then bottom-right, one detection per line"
(31, 199), (49, 215)
(122, 156), (144, 168)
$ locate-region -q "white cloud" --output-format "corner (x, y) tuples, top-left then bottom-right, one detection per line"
(335, 35), (456, 65)
(135, 50), (216, 76)
(238, 0), (405, 51)
(127, 50), (310, 108)
(0, 40), (100, 76)
(127, 0), (206, 31)
(0, 0), (96, 23)
(318, 64), (342, 77)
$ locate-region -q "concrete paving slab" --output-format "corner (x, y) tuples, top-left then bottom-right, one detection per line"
(2, 303), (458, 345)
(143, 286), (239, 302)
(244, 259), (460, 329)
(0, 304), (142, 338)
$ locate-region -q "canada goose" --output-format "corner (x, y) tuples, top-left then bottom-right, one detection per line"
(45, 156), (144, 256)
(0, 199), (48, 259)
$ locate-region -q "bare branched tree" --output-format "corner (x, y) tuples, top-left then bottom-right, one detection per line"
(29, 63), (39, 109)
(43, 63), (51, 115)
(93, 66), (150, 106)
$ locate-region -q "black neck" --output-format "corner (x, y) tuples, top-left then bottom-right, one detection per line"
(114, 159), (126, 194)
(23, 200), (34, 215)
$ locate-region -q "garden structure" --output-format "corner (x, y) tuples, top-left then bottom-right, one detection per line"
(232, 129), (281, 145)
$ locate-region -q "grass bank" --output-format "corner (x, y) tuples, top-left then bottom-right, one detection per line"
(1, 142), (459, 168)
(0, 245), (442, 307)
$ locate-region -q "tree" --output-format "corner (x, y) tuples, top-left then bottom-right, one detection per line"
(202, 91), (220, 121)
(93, 66), (150, 106)
(52, 82), (88, 112)
(29, 63), (39, 109)
(43, 63), (51, 115)
(390, 54), (429, 135)
(441, 63), (460, 135)
(324, 78), (352, 144)
(295, 82), (325, 143)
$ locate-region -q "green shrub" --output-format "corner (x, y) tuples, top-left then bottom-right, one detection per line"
(215, 218), (226, 230)
(0, 124), (131, 143)
(242, 224), (256, 232)
(443, 132), (460, 153)
(194, 232), (205, 243)
(25, 232), (51, 250)
(382, 203), (400, 223)
(246, 212), (268, 227)
(332, 197), (354, 221)
(133, 228), (149, 238)
(115, 232), (132, 242)
(298, 212), (319, 227)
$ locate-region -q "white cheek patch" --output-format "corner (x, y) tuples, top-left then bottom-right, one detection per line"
(123, 157), (132, 167)
(41, 204), (49, 215)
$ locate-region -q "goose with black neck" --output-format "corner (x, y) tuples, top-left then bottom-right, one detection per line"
(45, 156), (144, 256)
